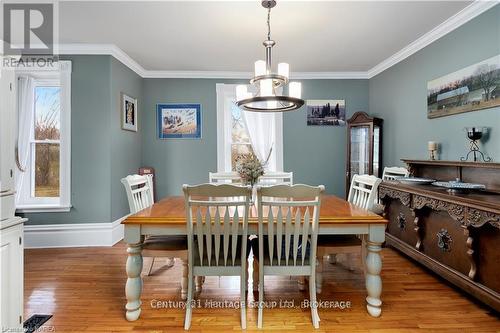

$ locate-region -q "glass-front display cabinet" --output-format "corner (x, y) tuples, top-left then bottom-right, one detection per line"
(345, 111), (383, 197)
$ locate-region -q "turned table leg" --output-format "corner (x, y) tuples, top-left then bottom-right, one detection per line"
(125, 243), (143, 321)
(365, 225), (384, 317)
(181, 260), (188, 300)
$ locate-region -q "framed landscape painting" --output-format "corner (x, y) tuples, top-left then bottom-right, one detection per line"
(306, 100), (346, 126)
(157, 104), (202, 139)
(427, 54), (500, 119)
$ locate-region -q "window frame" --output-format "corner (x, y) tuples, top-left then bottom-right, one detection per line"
(216, 83), (283, 172)
(15, 61), (72, 213)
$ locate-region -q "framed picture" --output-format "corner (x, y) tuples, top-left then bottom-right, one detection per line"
(306, 100), (346, 126)
(427, 54), (500, 119)
(157, 103), (202, 139)
(121, 93), (138, 132)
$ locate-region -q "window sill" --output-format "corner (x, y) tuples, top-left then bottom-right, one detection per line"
(16, 205), (72, 213)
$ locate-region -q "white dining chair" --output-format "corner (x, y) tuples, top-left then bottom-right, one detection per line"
(183, 183), (252, 330)
(208, 171), (243, 184)
(316, 174), (382, 293)
(121, 174), (191, 298)
(382, 166), (409, 180)
(256, 184), (325, 329)
(258, 171), (294, 186)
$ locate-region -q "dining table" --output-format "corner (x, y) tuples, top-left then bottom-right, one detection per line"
(122, 194), (388, 321)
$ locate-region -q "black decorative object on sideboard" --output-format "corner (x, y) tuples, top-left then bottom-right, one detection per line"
(380, 159), (500, 311)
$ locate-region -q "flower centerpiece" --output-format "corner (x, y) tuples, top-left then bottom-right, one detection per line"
(235, 152), (264, 186)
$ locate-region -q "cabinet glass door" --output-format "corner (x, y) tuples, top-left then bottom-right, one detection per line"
(350, 125), (370, 182)
(373, 125), (380, 177)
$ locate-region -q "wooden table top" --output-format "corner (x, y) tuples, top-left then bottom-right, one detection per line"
(123, 195), (387, 225)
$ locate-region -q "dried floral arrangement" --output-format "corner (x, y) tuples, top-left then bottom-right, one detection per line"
(235, 147), (272, 186)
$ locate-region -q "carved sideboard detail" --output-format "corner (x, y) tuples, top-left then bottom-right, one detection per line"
(462, 226), (477, 280)
(412, 195), (466, 225)
(412, 209), (422, 251)
(466, 209), (500, 229)
(379, 187), (411, 206)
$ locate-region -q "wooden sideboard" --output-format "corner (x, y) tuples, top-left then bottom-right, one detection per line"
(379, 160), (500, 311)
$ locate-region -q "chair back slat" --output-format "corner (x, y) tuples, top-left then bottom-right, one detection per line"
(257, 184), (324, 268)
(184, 184), (252, 268)
(382, 166), (409, 180)
(347, 174), (382, 211)
(121, 174), (154, 214)
(267, 209), (274, 265)
(301, 208), (311, 266)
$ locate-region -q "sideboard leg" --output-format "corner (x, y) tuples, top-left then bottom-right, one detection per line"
(125, 243), (143, 321)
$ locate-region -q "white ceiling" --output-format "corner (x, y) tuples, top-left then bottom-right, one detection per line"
(56, 1), (474, 73)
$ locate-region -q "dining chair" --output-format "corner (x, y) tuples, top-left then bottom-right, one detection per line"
(183, 183), (252, 330)
(315, 174), (382, 293)
(208, 171), (243, 184)
(258, 171), (294, 186)
(256, 184), (325, 329)
(382, 166), (409, 180)
(121, 174), (191, 298)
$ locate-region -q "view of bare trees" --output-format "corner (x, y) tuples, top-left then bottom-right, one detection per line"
(34, 87), (60, 197)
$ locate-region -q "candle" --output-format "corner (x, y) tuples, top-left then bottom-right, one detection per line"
(428, 141), (437, 151)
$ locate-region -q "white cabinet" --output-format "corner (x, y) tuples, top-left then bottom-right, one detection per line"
(0, 219), (24, 331)
(0, 58), (25, 332)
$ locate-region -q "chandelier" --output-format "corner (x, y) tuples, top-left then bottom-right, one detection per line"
(236, 0), (304, 112)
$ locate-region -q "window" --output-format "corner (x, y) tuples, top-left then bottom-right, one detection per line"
(15, 61), (71, 212)
(216, 84), (283, 172)
(230, 104), (254, 169)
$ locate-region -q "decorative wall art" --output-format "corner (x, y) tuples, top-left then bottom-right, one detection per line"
(427, 54), (500, 119)
(306, 100), (346, 126)
(156, 104), (202, 139)
(121, 93), (138, 132)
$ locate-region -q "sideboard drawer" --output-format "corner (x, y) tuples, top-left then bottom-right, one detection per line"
(386, 200), (417, 248)
(419, 209), (469, 277)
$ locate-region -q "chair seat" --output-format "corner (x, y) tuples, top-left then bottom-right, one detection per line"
(142, 235), (188, 251)
(317, 235), (361, 247)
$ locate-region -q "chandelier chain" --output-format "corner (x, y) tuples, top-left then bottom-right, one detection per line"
(267, 7), (271, 41)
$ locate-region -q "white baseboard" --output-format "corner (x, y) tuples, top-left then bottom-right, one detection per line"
(23, 215), (128, 249)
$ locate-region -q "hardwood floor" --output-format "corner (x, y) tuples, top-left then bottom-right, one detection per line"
(25, 242), (499, 332)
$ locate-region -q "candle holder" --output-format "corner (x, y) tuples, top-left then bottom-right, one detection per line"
(460, 127), (492, 162)
(428, 141), (438, 161)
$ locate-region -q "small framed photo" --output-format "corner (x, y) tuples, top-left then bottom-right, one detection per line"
(157, 104), (202, 139)
(121, 93), (138, 132)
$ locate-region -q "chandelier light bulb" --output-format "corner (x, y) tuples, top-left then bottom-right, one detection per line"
(260, 79), (273, 97)
(254, 60), (266, 76)
(278, 63), (289, 79)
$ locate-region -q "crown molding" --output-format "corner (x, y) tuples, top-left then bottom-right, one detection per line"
(367, 1), (499, 79)
(56, 1), (498, 80)
(58, 43), (147, 77)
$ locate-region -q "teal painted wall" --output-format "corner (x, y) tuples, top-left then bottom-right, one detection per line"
(142, 79), (369, 198)
(369, 6), (500, 167)
(23, 55), (113, 225)
(22, 55), (143, 225)
(110, 58), (143, 221)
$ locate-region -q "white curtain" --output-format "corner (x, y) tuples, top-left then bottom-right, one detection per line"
(241, 111), (276, 171)
(15, 76), (35, 203)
